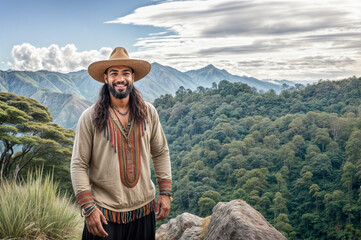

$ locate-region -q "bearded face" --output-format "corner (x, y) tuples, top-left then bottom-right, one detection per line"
(107, 80), (134, 99)
(104, 66), (135, 99)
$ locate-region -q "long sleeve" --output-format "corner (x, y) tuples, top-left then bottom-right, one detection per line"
(148, 104), (172, 195)
(70, 107), (95, 208)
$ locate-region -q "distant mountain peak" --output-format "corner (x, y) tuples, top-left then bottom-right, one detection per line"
(151, 62), (171, 70)
(151, 62), (168, 69)
(202, 64), (216, 70)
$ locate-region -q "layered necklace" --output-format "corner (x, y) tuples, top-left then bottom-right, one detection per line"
(111, 104), (129, 116)
(110, 105), (131, 135)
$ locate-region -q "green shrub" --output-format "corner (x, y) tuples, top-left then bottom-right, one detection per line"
(0, 170), (82, 239)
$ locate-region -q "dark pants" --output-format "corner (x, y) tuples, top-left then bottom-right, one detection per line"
(82, 212), (156, 240)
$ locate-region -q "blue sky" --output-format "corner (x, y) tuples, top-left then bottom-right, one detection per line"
(0, 0), (154, 55)
(1, 0), (360, 81)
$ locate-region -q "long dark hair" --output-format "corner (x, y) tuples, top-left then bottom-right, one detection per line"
(93, 84), (148, 131)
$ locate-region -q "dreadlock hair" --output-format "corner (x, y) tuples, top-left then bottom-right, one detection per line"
(93, 83), (148, 131)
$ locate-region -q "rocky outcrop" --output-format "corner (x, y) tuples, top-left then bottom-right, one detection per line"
(156, 200), (287, 240)
(205, 200), (287, 240)
(156, 213), (204, 240)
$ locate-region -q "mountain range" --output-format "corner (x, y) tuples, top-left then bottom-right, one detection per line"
(0, 63), (298, 129)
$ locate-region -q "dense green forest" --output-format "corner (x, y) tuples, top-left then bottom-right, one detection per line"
(1, 76), (360, 239)
(153, 77), (361, 239)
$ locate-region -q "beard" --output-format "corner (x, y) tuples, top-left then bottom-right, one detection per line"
(107, 81), (133, 99)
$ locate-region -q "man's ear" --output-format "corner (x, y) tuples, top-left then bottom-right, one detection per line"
(104, 73), (108, 84)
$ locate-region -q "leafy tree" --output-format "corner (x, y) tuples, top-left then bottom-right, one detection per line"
(198, 190), (222, 216)
(324, 190), (346, 226)
(310, 154), (332, 179)
(345, 129), (361, 164)
(309, 184), (322, 213)
(315, 128), (332, 152)
(198, 197), (216, 216)
(275, 213), (294, 238)
(273, 192), (287, 220)
(0, 93), (74, 191)
(342, 162), (356, 194)
(263, 134), (279, 149)
(201, 190), (221, 203)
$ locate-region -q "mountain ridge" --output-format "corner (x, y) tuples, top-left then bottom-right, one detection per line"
(1, 62), (300, 128)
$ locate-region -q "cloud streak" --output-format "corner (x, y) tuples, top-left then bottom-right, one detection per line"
(106, 0), (361, 81)
(8, 0), (361, 81)
(11, 43), (112, 73)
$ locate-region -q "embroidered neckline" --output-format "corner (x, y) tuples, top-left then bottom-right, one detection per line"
(110, 109), (134, 142)
(105, 114), (142, 188)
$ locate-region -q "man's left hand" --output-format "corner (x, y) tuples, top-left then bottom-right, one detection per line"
(156, 195), (171, 220)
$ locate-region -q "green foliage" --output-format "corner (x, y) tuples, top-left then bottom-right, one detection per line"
(153, 77), (361, 239)
(0, 93), (74, 192)
(198, 197), (216, 216)
(275, 213), (295, 238)
(0, 170), (82, 239)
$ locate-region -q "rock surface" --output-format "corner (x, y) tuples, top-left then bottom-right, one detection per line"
(156, 213), (203, 240)
(156, 199), (287, 240)
(204, 200), (287, 240)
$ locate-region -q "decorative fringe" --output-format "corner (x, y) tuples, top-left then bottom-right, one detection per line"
(99, 200), (155, 224)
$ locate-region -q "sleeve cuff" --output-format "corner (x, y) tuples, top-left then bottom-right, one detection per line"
(76, 191), (95, 208)
(158, 180), (172, 196)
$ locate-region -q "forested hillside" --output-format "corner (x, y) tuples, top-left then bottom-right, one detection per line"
(153, 77), (361, 239)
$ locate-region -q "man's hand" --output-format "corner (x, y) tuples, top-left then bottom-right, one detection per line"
(156, 195), (171, 221)
(85, 208), (108, 237)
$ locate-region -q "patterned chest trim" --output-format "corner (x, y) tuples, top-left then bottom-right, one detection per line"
(105, 117), (144, 188)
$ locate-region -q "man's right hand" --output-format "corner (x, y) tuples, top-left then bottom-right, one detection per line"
(85, 208), (108, 237)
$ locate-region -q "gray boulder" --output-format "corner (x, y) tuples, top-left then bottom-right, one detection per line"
(204, 200), (287, 240)
(156, 213), (204, 240)
(181, 226), (204, 240)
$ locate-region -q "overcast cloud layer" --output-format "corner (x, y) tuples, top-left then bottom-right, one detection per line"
(10, 0), (361, 81)
(107, 0), (361, 81)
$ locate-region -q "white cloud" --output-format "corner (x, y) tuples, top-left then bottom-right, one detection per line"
(106, 0), (361, 81)
(11, 43), (112, 73)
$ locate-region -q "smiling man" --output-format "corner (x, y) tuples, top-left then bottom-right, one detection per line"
(71, 47), (172, 240)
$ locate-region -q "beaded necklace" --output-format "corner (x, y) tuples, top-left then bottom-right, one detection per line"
(110, 105), (131, 136)
(111, 104), (129, 116)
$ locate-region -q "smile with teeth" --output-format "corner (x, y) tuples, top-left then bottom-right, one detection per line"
(113, 82), (127, 90)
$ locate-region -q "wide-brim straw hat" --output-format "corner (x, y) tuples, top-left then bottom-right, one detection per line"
(88, 47), (151, 82)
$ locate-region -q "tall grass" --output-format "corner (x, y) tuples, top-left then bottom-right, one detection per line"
(0, 170), (82, 240)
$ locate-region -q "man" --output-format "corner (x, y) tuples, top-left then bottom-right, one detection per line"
(71, 47), (172, 240)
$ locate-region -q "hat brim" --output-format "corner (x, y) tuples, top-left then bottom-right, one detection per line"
(88, 59), (151, 83)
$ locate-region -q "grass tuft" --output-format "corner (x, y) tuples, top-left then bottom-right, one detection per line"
(0, 169), (82, 240)
(199, 216), (211, 240)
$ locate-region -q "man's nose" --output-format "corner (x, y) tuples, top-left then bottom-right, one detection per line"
(116, 75), (127, 82)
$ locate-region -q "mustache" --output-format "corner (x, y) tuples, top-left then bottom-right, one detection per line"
(112, 81), (129, 87)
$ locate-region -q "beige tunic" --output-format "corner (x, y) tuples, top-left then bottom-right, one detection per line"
(70, 102), (172, 212)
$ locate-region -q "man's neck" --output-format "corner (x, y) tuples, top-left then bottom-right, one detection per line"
(110, 95), (130, 110)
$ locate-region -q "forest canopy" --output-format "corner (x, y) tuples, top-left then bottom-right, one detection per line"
(153, 77), (361, 239)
